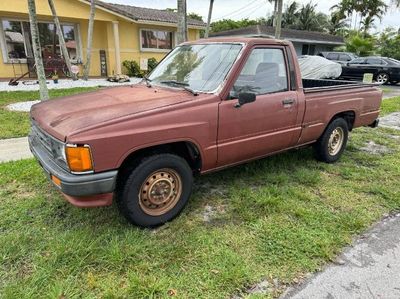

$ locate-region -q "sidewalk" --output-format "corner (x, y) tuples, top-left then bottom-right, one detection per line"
(0, 137), (32, 163)
(281, 213), (400, 299)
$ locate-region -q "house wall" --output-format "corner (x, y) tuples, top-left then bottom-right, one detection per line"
(292, 42), (335, 56)
(0, 0), (202, 79)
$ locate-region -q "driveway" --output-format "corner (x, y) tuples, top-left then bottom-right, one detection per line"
(281, 213), (400, 299)
(381, 84), (400, 99)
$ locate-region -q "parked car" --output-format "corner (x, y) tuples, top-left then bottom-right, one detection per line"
(29, 37), (382, 227)
(318, 51), (358, 65)
(340, 56), (400, 85)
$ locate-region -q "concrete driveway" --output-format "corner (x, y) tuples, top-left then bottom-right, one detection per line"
(281, 213), (400, 299)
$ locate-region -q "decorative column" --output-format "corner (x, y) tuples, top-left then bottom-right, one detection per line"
(112, 21), (121, 75)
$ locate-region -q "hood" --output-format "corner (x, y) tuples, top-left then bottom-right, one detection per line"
(30, 84), (195, 141)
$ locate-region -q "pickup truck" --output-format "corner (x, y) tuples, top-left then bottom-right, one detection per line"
(29, 37), (382, 227)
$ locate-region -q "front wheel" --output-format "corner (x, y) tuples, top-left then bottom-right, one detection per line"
(116, 154), (193, 227)
(313, 118), (349, 163)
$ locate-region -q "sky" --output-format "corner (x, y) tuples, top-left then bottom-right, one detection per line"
(102, 0), (400, 32)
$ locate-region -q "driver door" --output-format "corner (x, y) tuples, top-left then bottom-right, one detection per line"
(217, 47), (299, 167)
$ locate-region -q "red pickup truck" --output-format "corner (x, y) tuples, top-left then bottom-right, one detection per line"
(29, 37), (382, 227)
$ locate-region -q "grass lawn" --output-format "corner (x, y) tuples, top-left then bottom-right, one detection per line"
(0, 98), (399, 298)
(0, 88), (97, 139)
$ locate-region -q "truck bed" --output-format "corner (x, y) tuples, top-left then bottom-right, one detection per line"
(303, 79), (376, 93)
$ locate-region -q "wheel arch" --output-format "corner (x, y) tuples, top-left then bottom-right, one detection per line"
(117, 140), (203, 174)
(329, 110), (356, 131)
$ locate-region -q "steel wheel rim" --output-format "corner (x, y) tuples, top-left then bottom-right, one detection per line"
(139, 168), (182, 216)
(377, 74), (388, 84)
(328, 127), (344, 156)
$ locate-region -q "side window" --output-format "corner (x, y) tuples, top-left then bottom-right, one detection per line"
(327, 53), (339, 60)
(366, 58), (382, 65)
(232, 48), (288, 96)
(349, 58), (365, 64)
(339, 54), (351, 61)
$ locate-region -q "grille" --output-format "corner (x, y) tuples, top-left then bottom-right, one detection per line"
(30, 121), (53, 155)
(30, 121), (69, 171)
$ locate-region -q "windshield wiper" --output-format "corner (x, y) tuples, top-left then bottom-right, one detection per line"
(160, 80), (199, 96)
(143, 76), (152, 88)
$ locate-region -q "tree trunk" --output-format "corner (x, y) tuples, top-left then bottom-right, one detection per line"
(273, 0), (278, 27)
(47, 0), (77, 80)
(27, 0), (49, 101)
(205, 0), (214, 38)
(274, 0), (283, 39)
(177, 0), (187, 44)
(83, 0), (96, 80)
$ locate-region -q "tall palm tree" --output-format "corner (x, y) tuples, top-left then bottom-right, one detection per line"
(27, 0), (49, 100)
(274, 0), (283, 38)
(282, 1), (299, 28)
(329, 11), (348, 35)
(205, 0), (214, 38)
(83, 0), (96, 80)
(177, 0), (187, 44)
(297, 3), (317, 31)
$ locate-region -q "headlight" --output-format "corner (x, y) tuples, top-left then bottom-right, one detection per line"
(50, 138), (67, 165)
(65, 144), (94, 173)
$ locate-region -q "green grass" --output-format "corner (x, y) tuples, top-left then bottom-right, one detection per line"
(0, 99), (399, 299)
(381, 96), (400, 115)
(0, 88), (97, 139)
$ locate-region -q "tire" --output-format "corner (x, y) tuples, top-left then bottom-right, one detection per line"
(390, 81), (398, 85)
(116, 154), (193, 227)
(376, 72), (389, 85)
(313, 118), (349, 163)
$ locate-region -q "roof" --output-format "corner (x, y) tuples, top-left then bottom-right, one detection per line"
(210, 25), (344, 45)
(90, 0), (206, 28)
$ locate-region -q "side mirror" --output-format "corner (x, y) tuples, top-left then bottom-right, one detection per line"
(235, 92), (256, 108)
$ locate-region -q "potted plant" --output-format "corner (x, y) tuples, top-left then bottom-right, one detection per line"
(52, 71), (59, 84)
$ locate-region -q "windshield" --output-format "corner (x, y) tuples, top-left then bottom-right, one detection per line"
(148, 43), (243, 92)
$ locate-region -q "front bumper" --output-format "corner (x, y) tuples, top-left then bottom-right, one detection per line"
(29, 134), (117, 207)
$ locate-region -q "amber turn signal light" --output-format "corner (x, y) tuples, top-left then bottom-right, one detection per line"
(51, 175), (61, 187)
(65, 145), (93, 172)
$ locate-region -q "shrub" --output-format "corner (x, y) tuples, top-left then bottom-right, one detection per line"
(122, 60), (142, 77)
(122, 58), (158, 78)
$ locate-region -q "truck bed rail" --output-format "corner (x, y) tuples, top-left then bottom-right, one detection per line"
(303, 79), (377, 93)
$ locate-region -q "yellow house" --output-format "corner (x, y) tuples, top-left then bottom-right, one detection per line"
(0, 0), (205, 79)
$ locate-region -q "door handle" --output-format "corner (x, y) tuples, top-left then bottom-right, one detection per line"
(282, 99), (295, 106)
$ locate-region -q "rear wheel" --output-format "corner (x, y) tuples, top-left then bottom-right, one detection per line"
(376, 72), (389, 84)
(116, 154), (193, 227)
(313, 118), (349, 163)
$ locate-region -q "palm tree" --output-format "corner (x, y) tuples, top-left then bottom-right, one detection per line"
(83, 0), (96, 80)
(297, 3), (317, 31)
(282, 1), (299, 28)
(205, 0), (214, 38)
(267, 0), (278, 27)
(329, 12), (348, 35)
(177, 0), (187, 44)
(47, 0), (77, 80)
(274, 0), (283, 38)
(27, 0), (49, 100)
